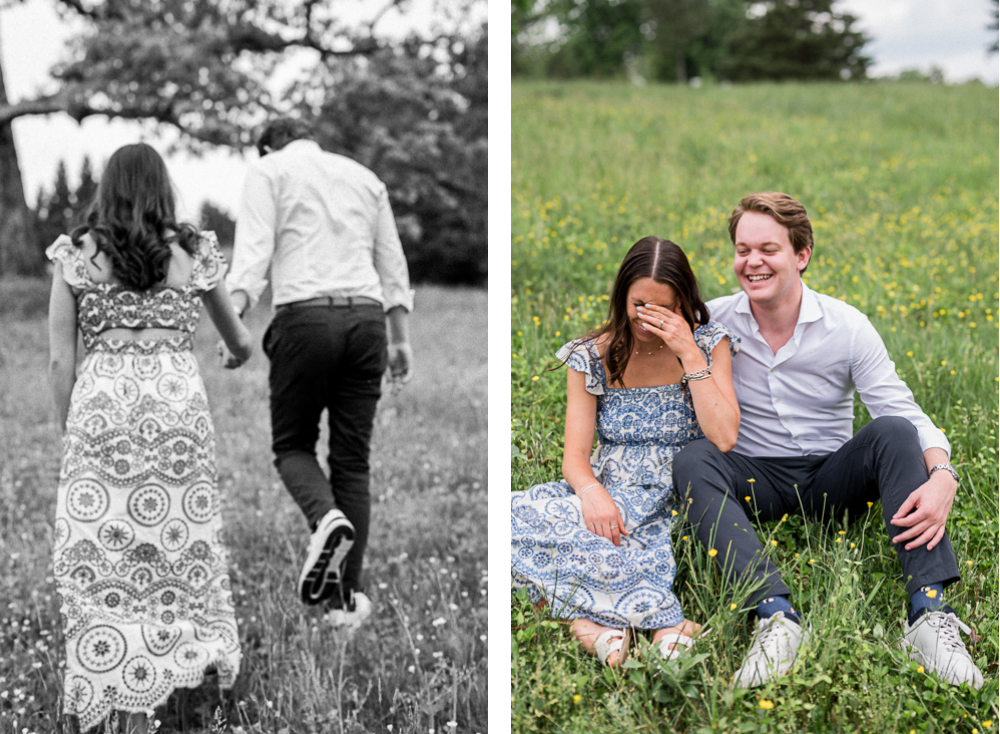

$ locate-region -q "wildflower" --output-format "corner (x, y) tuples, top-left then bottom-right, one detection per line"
(708, 549), (718, 558)
(850, 543), (856, 549)
(967, 560), (974, 566)
(983, 721), (993, 729)
(730, 603), (737, 610)
(781, 514), (788, 522)
(573, 695), (581, 704)
(745, 496), (751, 502)
(682, 535), (689, 541)
(759, 700), (775, 709)
(866, 502), (873, 508)
(838, 530), (845, 535)
(906, 351), (913, 357)
(531, 376), (539, 382)
(748, 478), (756, 484)
(917, 665), (924, 674)
(671, 510), (678, 516)
(770, 540), (777, 547)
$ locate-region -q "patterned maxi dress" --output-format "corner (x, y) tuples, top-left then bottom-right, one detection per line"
(46, 232), (241, 731)
(511, 322), (739, 630)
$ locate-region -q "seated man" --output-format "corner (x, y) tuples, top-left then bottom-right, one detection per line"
(674, 191), (982, 690)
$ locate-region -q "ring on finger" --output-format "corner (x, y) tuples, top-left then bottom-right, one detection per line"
(610, 524), (619, 529)
(658, 319), (664, 329)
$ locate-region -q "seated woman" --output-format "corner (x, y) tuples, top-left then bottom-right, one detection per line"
(511, 236), (740, 666)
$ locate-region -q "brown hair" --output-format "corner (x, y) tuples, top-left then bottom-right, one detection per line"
(579, 237), (709, 389)
(728, 192), (814, 272)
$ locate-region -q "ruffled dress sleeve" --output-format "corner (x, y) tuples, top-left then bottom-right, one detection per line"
(189, 231), (228, 292)
(45, 235), (93, 289)
(693, 321), (741, 367)
(555, 339), (605, 396)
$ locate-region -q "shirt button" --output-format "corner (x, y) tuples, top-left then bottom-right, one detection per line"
(774, 398), (780, 403)
(770, 368), (775, 372)
(784, 417), (789, 422)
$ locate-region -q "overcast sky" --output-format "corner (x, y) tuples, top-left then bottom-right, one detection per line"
(1, 0), (996, 218)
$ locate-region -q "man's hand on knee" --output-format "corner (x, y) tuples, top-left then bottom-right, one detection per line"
(890, 472), (957, 551)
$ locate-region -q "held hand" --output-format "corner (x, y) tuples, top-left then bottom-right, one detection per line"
(217, 340), (246, 370)
(387, 342), (413, 384)
(636, 304), (698, 362)
(890, 471), (957, 551)
(580, 486), (628, 547)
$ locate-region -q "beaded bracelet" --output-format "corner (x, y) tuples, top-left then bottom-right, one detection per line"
(682, 366), (712, 384)
(577, 482), (603, 498)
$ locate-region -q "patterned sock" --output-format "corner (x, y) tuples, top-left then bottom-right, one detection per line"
(756, 595), (801, 626)
(908, 584), (946, 625)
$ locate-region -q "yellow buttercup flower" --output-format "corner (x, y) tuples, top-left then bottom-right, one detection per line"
(730, 603), (737, 610)
(759, 700), (774, 710)
(917, 665), (925, 674)
(573, 694), (581, 704)
(709, 548), (718, 558)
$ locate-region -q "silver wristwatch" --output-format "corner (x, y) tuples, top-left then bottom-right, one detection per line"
(929, 462), (960, 483)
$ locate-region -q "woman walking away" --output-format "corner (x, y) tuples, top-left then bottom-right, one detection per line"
(47, 143), (252, 732)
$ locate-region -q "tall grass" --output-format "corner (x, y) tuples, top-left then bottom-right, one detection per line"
(0, 284), (487, 733)
(511, 81), (998, 733)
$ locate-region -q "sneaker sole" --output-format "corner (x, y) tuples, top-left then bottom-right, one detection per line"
(299, 524), (355, 605)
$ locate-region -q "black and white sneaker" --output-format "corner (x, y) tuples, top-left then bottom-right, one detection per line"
(299, 509), (354, 605)
(324, 590), (373, 630)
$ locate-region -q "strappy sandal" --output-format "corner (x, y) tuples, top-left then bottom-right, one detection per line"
(593, 628), (629, 666)
(656, 627), (712, 660)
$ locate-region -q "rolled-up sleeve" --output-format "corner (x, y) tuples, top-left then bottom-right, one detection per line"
(227, 164), (277, 308)
(851, 317), (951, 456)
(372, 185), (415, 313)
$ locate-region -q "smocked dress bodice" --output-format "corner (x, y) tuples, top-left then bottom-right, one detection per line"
(46, 232), (227, 354)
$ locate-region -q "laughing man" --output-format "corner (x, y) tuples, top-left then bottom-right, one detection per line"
(673, 191), (983, 690)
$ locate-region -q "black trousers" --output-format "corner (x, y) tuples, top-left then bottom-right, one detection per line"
(263, 303), (387, 594)
(673, 416), (960, 605)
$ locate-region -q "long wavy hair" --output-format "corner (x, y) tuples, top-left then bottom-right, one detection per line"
(582, 236), (710, 388)
(71, 143), (198, 290)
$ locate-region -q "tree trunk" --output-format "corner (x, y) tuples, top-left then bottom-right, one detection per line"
(0, 18), (40, 277)
(675, 46), (688, 84)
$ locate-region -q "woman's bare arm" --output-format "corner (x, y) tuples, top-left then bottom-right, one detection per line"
(48, 264), (79, 432)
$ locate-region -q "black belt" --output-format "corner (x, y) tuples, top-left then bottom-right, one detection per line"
(276, 295), (382, 312)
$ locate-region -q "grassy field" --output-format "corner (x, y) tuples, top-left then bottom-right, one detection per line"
(0, 283), (487, 733)
(510, 81), (998, 733)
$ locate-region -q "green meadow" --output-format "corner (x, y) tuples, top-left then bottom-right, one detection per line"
(511, 81), (998, 733)
(0, 285), (487, 733)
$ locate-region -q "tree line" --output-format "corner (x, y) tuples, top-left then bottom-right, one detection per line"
(514, 0), (997, 83)
(0, 0), (486, 286)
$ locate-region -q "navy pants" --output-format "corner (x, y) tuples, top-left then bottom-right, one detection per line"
(263, 302), (387, 594)
(673, 416), (960, 605)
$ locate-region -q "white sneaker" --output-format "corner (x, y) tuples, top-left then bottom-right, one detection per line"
(732, 612), (809, 688)
(901, 609), (984, 690)
(299, 510), (354, 605)
(324, 590), (373, 630)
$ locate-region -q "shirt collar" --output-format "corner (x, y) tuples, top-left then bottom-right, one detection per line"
(733, 280), (823, 327)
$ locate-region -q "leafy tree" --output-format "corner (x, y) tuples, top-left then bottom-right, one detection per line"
(0, 0), (487, 283)
(34, 160), (75, 254)
(75, 156), (98, 216)
(716, 0), (871, 82)
(990, 0), (998, 53)
(544, 0), (645, 78)
(644, 0), (715, 83)
(197, 201), (236, 249)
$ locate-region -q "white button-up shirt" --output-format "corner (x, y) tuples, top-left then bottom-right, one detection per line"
(708, 283), (949, 458)
(227, 139), (415, 312)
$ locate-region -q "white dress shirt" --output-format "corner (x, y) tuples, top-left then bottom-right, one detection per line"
(227, 139), (415, 312)
(708, 283), (950, 458)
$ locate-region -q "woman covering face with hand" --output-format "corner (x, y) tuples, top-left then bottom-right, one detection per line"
(511, 236), (741, 667)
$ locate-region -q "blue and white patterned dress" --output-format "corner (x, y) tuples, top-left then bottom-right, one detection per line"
(511, 322), (739, 630)
(46, 232), (240, 731)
